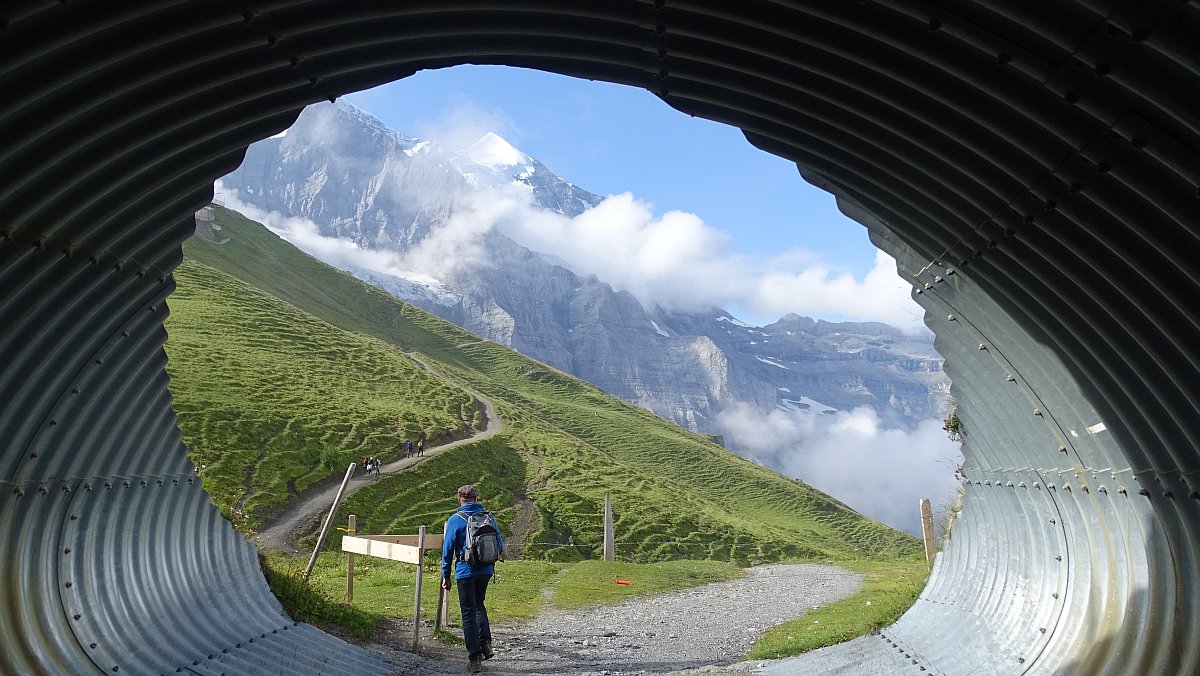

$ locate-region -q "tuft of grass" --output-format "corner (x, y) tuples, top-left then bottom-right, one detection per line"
(297, 552), (742, 629)
(746, 557), (929, 659)
(301, 551), (564, 627)
(259, 551), (380, 639)
(552, 559), (742, 609)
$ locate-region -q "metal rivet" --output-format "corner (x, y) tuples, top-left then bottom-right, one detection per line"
(74, 614), (81, 620)
(978, 343), (987, 350)
(1052, 593), (1059, 599)
(65, 582), (72, 588)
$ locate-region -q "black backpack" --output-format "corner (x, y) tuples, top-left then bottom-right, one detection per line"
(457, 509), (502, 566)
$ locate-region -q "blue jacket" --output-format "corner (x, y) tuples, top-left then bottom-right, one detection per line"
(441, 501), (504, 580)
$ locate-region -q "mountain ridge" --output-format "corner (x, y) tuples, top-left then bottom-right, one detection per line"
(221, 102), (947, 437)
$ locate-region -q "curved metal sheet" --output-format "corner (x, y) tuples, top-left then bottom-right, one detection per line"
(2, 1), (1198, 673)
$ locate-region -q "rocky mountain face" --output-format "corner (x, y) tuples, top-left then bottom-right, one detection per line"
(220, 102), (947, 437)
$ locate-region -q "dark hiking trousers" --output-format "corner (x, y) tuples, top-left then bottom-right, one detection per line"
(457, 573), (493, 660)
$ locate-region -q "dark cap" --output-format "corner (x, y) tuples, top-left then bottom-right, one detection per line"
(456, 484), (478, 500)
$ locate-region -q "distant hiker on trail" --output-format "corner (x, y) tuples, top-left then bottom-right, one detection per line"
(442, 484), (504, 673)
(417, 438), (425, 457)
(406, 440), (414, 458)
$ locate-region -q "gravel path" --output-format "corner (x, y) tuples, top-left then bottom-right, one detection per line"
(371, 563), (863, 675)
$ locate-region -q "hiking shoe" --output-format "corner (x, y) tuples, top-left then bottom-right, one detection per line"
(468, 657), (483, 673)
(481, 641), (495, 660)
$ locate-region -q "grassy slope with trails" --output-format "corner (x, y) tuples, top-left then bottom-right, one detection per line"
(170, 205), (927, 656)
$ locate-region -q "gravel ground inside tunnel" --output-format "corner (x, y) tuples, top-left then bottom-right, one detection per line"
(363, 563), (864, 675)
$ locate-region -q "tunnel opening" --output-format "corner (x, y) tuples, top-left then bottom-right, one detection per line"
(2, 2), (1198, 674)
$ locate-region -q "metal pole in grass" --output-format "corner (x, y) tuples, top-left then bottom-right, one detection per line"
(603, 493), (614, 562)
(304, 462), (356, 582)
(412, 525), (427, 652)
(920, 498), (936, 566)
(346, 514), (356, 602)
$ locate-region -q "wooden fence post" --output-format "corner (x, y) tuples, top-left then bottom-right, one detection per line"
(920, 498), (937, 567)
(412, 525), (427, 652)
(603, 493), (614, 562)
(346, 514), (356, 602)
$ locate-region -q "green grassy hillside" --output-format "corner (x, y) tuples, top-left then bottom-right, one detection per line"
(164, 261), (481, 529)
(166, 205), (919, 561)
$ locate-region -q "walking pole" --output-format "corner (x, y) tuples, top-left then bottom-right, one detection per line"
(304, 462), (356, 582)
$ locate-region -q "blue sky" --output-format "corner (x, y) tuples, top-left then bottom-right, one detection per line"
(343, 65), (921, 329)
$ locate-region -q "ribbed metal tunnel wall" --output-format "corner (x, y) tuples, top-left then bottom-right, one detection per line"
(1, 2), (1196, 674)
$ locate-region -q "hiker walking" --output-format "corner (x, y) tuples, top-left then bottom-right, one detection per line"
(441, 484), (504, 673)
(406, 439), (414, 458)
(416, 438), (425, 457)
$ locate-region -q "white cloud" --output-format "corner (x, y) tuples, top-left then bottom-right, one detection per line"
(498, 191), (925, 332)
(715, 403), (962, 536)
(213, 180), (504, 281)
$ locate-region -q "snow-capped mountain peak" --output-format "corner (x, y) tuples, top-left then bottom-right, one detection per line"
(461, 132), (529, 168)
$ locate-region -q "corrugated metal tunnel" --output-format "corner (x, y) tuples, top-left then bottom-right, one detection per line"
(2, 1), (1197, 673)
